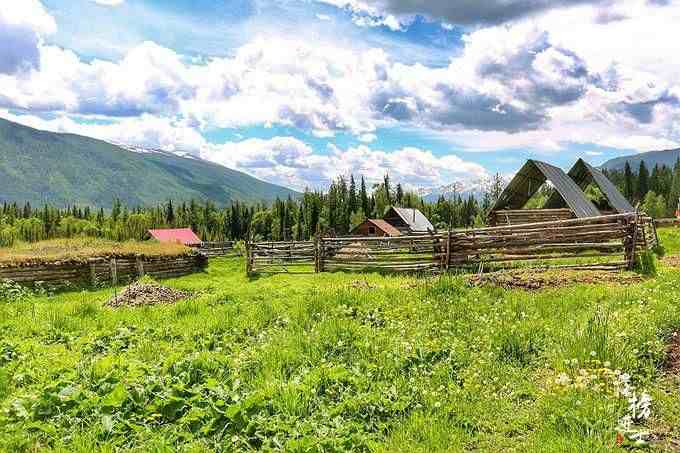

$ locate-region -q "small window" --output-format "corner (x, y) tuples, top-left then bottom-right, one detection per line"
(368, 226), (376, 235)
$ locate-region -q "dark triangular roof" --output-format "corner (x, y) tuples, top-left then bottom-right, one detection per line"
(492, 159), (601, 218)
(546, 158), (634, 214)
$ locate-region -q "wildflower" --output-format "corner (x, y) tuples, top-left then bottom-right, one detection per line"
(590, 351), (597, 357)
(555, 373), (571, 386)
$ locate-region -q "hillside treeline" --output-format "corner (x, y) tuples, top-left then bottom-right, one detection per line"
(0, 175), (501, 246)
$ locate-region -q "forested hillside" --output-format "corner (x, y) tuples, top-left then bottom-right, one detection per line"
(604, 158), (680, 217)
(0, 118), (297, 207)
(601, 148), (680, 172)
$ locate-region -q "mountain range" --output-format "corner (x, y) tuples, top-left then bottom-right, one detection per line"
(0, 118), (297, 208)
(600, 148), (680, 172)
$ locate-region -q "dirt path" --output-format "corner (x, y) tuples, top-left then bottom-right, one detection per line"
(468, 269), (643, 290)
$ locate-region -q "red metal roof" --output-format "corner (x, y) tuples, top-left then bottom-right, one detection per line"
(147, 228), (202, 246)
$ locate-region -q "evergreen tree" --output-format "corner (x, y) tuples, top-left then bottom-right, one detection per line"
(165, 200), (175, 224)
(623, 162), (634, 200)
(396, 183), (404, 206)
(638, 161), (649, 200)
(383, 174), (392, 205)
(360, 176), (369, 217)
(348, 175), (358, 215)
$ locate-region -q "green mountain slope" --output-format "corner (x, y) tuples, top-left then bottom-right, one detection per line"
(600, 148), (680, 172)
(0, 118), (298, 207)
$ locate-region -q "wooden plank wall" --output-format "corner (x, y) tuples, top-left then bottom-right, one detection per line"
(0, 254), (207, 287)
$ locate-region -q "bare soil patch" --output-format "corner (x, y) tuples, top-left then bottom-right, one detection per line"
(663, 332), (680, 374)
(348, 280), (380, 291)
(662, 255), (680, 268)
(468, 269), (642, 290)
(106, 281), (190, 308)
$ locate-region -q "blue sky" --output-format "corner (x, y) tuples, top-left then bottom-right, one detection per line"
(1, 0), (678, 191)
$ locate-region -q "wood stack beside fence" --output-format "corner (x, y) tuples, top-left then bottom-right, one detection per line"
(0, 253), (207, 287)
(247, 241), (316, 274)
(318, 234), (442, 273)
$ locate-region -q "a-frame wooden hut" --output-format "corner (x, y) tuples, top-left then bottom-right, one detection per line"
(545, 158), (634, 214)
(489, 159), (601, 226)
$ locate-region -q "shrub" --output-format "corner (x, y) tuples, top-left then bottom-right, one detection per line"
(635, 250), (657, 276)
(0, 280), (32, 303)
(233, 240), (247, 257)
(0, 224), (18, 247)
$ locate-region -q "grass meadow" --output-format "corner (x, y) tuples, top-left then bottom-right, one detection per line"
(1, 229), (680, 452)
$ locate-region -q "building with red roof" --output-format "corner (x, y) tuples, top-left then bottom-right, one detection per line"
(350, 219), (401, 237)
(147, 228), (202, 246)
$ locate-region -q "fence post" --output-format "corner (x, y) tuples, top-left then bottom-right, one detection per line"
(136, 256), (145, 277)
(314, 235), (320, 274)
(445, 230), (451, 271)
(318, 238), (325, 273)
(245, 241), (253, 275)
(626, 213), (639, 270)
(90, 260), (97, 286)
(110, 258), (118, 285)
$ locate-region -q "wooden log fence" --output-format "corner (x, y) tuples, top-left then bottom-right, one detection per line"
(247, 212), (658, 275)
(0, 254), (207, 287)
(248, 241), (316, 274)
(319, 234), (442, 273)
(195, 241), (235, 258)
(489, 208), (575, 226)
(655, 218), (680, 228)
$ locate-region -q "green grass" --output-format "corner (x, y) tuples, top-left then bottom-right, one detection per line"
(1, 231), (680, 451)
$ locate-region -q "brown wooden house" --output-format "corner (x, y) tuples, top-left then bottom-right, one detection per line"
(351, 219), (402, 237)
